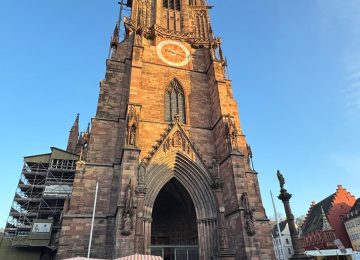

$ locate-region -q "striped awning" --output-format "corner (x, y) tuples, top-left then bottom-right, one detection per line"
(64, 255), (163, 260)
(117, 255), (163, 260)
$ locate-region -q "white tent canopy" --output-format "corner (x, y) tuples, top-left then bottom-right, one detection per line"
(306, 248), (354, 256)
(65, 255), (163, 260)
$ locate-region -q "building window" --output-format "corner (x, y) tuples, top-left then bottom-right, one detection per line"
(189, 0), (204, 6)
(286, 238), (290, 244)
(162, 0), (182, 31)
(163, 0), (181, 11)
(288, 248), (291, 254)
(165, 79), (186, 124)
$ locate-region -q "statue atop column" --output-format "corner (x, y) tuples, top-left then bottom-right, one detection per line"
(277, 170), (312, 259)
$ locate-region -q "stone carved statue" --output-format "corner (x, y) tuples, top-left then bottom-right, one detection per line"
(211, 157), (224, 190)
(212, 157), (221, 179)
(127, 106), (138, 146)
(241, 192), (256, 236)
(277, 170), (285, 190)
(224, 114), (239, 152)
(247, 144), (254, 170)
(137, 162), (146, 185)
(121, 179), (134, 235)
(247, 144), (252, 161)
(129, 125), (136, 145)
(219, 227), (229, 249)
(122, 213), (132, 235)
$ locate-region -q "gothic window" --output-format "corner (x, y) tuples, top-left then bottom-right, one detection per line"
(163, 0), (181, 11)
(189, 0), (204, 5)
(165, 79), (186, 124)
(162, 0), (182, 31)
(195, 11), (209, 39)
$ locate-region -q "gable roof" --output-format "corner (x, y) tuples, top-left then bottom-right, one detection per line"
(351, 198), (360, 211)
(302, 193), (335, 235)
(344, 198), (360, 222)
(24, 147), (79, 164)
(272, 220), (287, 237)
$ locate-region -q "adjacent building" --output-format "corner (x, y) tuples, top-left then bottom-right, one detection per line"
(272, 220), (295, 260)
(300, 185), (356, 250)
(344, 198), (360, 251)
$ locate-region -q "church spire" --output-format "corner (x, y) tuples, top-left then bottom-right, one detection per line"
(66, 113), (79, 154)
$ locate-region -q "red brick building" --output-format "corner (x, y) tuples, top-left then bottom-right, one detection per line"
(56, 0), (274, 260)
(301, 185), (356, 250)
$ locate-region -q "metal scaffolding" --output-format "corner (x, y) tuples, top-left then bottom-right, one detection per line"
(119, 0), (132, 40)
(4, 147), (79, 248)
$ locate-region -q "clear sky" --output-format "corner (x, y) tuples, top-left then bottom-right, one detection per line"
(0, 1), (359, 228)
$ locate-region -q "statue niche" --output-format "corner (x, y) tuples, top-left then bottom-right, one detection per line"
(137, 161), (146, 186)
(126, 106), (139, 146)
(224, 114), (239, 152)
(241, 192), (256, 236)
(121, 180), (134, 236)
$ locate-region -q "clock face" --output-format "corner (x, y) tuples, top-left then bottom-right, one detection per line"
(156, 40), (191, 67)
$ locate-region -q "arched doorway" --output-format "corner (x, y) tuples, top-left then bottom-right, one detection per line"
(151, 178), (199, 260)
(143, 152), (218, 259)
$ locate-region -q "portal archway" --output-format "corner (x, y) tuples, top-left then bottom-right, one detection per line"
(151, 178), (198, 259)
(143, 152), (218, 260)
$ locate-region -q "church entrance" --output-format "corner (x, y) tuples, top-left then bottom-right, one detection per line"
(151, 178), (199, 260)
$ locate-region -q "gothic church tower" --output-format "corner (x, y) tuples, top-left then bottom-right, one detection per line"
(57, 1), (274, 259)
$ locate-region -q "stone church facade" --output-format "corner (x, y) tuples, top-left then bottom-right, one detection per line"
(57, 0), (274, 259)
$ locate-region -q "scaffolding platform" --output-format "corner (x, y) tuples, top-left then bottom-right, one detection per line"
(4, 147), (79, 248)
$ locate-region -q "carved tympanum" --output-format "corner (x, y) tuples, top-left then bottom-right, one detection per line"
(163, 130), (192, 156)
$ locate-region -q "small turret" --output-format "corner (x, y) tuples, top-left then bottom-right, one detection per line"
(66, 113), (79, 154)
(109, 24), (120, 59)
(110, 24), (119, 49)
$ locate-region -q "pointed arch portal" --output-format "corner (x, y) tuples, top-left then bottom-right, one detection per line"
(151, 179), (199, 259)
(143, 152), (218, 260)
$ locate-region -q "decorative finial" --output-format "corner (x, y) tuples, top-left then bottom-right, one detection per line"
(112, 24), (119, 45)
(247, 144), (254, 170)
(174, 114), (180, 124)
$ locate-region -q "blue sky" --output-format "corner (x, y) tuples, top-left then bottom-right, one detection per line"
(0, 1), (359, 228)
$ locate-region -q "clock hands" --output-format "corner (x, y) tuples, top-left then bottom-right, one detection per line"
(165, 49), (185, 58)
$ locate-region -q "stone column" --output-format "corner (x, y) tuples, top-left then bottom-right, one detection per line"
(277, 170), (313, 260)
(134, 185), (146, 254)
(134, 162), (147, 254)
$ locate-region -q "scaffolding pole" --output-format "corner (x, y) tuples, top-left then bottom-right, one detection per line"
(87, 181), (99, 258)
